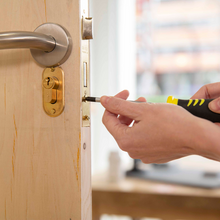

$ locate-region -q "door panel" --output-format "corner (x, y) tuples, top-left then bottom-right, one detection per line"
(0, 1), (91, 219)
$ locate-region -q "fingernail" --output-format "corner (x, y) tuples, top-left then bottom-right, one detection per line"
(101, 96), (110, 104)
(209, 98), (220, 112)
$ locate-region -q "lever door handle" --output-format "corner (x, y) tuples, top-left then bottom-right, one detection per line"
(0, 23), (72, 67)
(0, 31), (55, 52)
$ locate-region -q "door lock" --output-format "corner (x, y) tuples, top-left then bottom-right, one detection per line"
(42, 67), (64, 117)
(42, 76), (59, 104)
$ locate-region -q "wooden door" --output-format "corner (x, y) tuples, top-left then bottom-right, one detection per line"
(0, 0), (91, 219)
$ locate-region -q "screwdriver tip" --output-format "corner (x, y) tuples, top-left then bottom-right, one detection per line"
(83, 96), (100, 102)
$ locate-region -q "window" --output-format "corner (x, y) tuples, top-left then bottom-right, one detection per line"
(136, 0), (220, 102)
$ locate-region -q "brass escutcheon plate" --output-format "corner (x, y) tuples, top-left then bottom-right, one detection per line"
(42, 67), (64, 117)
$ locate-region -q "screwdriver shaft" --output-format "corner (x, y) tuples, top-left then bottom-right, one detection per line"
(83, 96), (145, 103)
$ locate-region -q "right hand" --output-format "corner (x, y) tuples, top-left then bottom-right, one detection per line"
(101, 89), (220, 163)
(101, 91), (204, 164)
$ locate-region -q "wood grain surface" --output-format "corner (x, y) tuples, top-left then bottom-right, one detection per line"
(0, 0), (91, 219)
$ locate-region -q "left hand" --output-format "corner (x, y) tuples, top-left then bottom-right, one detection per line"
(191, 82), (220, 126)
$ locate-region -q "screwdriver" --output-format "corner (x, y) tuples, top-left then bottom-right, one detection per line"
(82, 96), (144, 103)
(83, 96), (220, 123)
(167, 96), (220, 123)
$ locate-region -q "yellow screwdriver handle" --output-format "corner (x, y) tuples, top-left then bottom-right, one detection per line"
(167, 96), (220, 123)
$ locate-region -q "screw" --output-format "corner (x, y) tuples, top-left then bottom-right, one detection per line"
(83, 143), (86, 150)
(51, 67), (55, 72)
(82, 115), (90, 121)
(82, 96), (87, 102)
(52, 108), (56, 114)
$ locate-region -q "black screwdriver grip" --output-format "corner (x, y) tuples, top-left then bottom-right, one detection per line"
(177, 99), (220, 123)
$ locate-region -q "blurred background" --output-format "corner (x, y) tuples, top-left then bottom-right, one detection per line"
(90, 0), (220, 219)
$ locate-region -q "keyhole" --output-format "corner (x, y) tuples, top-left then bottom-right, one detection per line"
(43, 76), (58, 90)
(46, 77), (50, 86)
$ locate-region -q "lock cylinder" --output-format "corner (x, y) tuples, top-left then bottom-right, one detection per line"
(43, 76), (59, 90)
(42, 68), (64, 117)
(43, 76), (59, 104)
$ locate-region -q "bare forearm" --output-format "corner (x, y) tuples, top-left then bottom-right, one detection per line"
(193, 118), (220, 161)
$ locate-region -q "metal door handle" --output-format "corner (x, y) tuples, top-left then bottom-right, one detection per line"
(0, 31), (55, 51)
(0, 23), (72, 67)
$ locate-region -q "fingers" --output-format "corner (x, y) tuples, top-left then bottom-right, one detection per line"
(102, 90), (130, 139)
(101, 91), (147, 139)
(209, 97), (220, 114)
(118, 97), (147, 125)
(103, 89), (129, 123)
(102, 109), (127, 139)
(101, 96), (145, 121)
(191, 82), (220, 99)
(115, 90), (129, 100)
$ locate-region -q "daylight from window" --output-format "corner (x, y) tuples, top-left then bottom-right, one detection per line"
(136, 0), (220, 102)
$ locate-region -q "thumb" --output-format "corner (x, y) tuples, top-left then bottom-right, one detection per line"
(209, 97), (220, 113)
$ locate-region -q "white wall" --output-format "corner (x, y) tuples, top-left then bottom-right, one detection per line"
(90, 0), (136, 173)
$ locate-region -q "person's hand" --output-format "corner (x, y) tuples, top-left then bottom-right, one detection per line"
(191, 82), (220, 114)
(100, 90), (209, 164)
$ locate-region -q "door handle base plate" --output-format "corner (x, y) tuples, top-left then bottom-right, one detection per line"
(31, 23), (72, 67)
